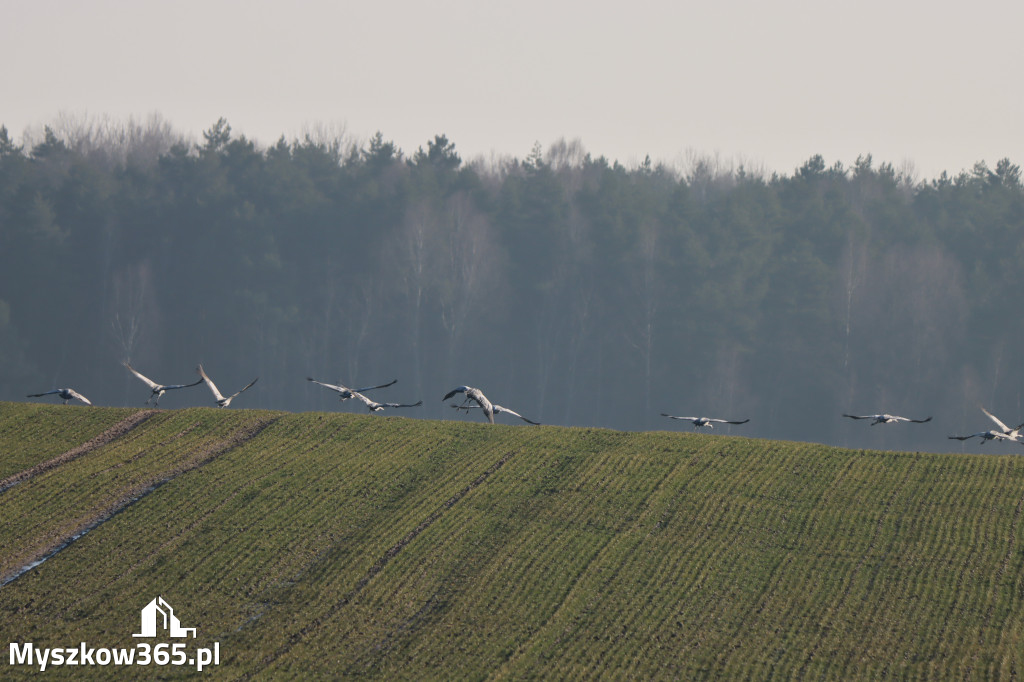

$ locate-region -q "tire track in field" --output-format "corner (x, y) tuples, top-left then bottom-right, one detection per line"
(243, 448), (521, 679)
(0, 414), (279, 587)
(120, 417), (343, 586)
(0, 419), (205, 582)
(0, 410), (157, 495)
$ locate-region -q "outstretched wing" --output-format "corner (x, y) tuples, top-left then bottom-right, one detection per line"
(354, 379), (398, 393)
(708, 418), (749, 425)
(307, 377), (351, 395)
(162, 377), (205, 391)
(124, 362), (160, 390)
(349, 390), (377, 409)
(904, 416), (932, 424)
(197, 365), (226, 402)
(380, 400), (423, 409)
(443, 386), (469, 402)
(350, 390), (418, 410)
(661, 414), (699, 421)
(27, 390), (61, 398)
(227, 377), (259, 401)
(494, 404), (540, 425)
(982, 407), (1013, 433)
(843, 414), (877, 420)
(949, 433), (981, 441)
(67, 389), (92, 405)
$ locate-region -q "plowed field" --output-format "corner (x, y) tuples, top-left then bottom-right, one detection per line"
(1, 402), (1022, 679)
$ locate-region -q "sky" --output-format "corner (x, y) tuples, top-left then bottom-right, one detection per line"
(2, 0), (1023, 179)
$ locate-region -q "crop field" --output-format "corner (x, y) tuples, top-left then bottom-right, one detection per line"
(0, 403), (142, 480)
(1, 401), (1023, 679)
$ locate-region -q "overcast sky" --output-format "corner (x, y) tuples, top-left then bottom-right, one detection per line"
(3, 0), (1022, 179)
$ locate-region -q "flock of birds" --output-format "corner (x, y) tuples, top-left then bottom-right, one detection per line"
(30, 363), (260, 409)
(660, 408), (1024, 446)
(23, 365), (1024, 443)
(24, 364), (539, 426)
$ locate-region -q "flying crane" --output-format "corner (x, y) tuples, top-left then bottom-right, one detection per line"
(350, 389), (422, 413)
(443, 385), (540, 425)
(449, 403), (540, 425)
(843, 413), (932, 426)
(306, 377), (397, 401)
(197, 364), (258, 408)
(124, 361), (203, 407)
(660, 414), (749, 429)
(26, 388), (92, 405)
(949, 407), (1024, 445)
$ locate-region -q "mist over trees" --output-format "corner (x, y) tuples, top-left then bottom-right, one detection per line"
(2, 115), (1023, 452)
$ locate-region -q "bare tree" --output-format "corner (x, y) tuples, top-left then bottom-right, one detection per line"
(850, 243), (967, 411)
(836, 230), (869, 411)
(394, 199), (440, 399)
(30, 112), (182, 170)
(108, 261), (159, 364)
(344, 280), (380, 394)
(623, 221), (661, 426)
(547, 137), (587, 173)
(438, 193), (499, 378)
(682, 151), (736, 203)
(558, 204), (595, 424)
(296, 121), (357, 164)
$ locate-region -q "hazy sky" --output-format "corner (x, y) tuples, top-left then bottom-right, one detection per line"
(3, 0), (1022, 179)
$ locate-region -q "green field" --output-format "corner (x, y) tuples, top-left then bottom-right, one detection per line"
(1, 401), (1022, 679)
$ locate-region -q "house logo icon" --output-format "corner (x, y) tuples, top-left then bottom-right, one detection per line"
(132, 596), (197, 638)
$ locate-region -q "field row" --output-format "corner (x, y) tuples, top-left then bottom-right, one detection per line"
(0, 403), (139, 479)
(0, 406), (280, 584)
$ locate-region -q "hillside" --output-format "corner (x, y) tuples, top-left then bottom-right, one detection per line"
(1, 401), (1022, 679)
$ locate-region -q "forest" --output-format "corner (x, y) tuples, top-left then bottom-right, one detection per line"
(1, 115), (1022, 452)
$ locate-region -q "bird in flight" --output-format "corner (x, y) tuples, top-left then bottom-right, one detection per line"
(349, 389), (422, 413)
(843, 413), (932, 426)
(124, 361), (203, 407)
(449, 403), (540, 425)
(197, 364), (258, 408)
(949, 407), (1024, 445)
(27, 388), (92, 405)
(306, 377), (397, 401)
(443, 385), (539, 425)
(948, 430), (1024, 445)
(661, 414), (749, 429)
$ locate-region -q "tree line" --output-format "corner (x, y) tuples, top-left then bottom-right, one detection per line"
(2, 115), (1022, 452)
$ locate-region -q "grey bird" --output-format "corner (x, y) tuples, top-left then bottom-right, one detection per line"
(949, 407), (1024, 445)
(124, 361), (203, 407)
(443, 385), (539, 425)
(443, 386), (495, 423)
(350, 389), (422, 413)
(197, 364), (258, 408)
(661, 414), (749, 429)
(27, 388), (92, 405)
(843, 413), (932, 426)
(306, 377), (397, 401)
(449, 403), (540, 425)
